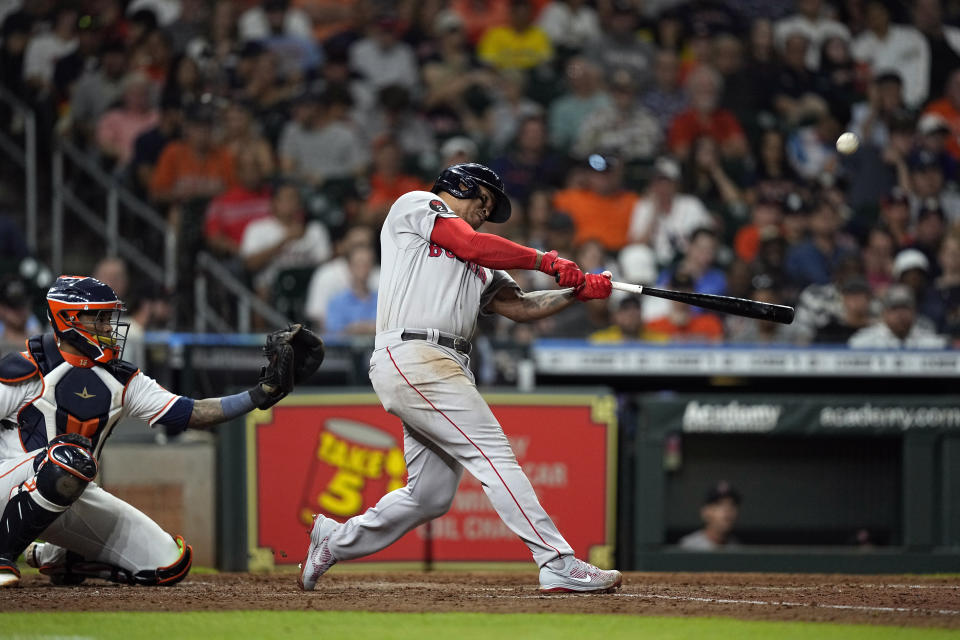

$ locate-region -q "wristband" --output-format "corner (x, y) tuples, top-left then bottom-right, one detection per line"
(534, 250), (544, 270)
(220, 389), (258, 419)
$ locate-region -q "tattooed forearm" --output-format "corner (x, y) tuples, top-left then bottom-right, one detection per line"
(188, 398), (227, 428)
(501, 289), (579, 322)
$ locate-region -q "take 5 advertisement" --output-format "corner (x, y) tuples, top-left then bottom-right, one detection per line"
(246, 392), (617, 568)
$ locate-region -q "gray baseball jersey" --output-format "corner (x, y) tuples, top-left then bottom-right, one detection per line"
(324, 189), (576, 569)
(376, 190), (516, 339)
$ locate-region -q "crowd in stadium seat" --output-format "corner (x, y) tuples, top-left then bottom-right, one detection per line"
(3, 0), (960, 347)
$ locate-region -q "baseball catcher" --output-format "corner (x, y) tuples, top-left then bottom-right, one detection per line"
(0, 276), (323, 587)
(297, 163), (621, 594)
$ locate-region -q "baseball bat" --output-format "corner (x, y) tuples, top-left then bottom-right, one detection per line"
(611, 281), (795, 324)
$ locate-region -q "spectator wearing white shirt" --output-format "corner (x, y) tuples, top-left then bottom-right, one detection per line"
(847, 71), (906, 150)
(536, 0), (602, 53)
(304, 226), (380, 332)
(240, 183), (332, 298)
(852, 0), (930, 109)
(349, 15), (420, 97)
(786, 109), (842, 181)
(238, 0), (312, 41)
(22, 6), (78, 95)
(627, 156), (714, 268)
(848, 284), (947, 348)
(912, 0), (960, 102)
(126, 0), (182, 26)
(237, 0), (319, 78)
(774, 0), (850, 70)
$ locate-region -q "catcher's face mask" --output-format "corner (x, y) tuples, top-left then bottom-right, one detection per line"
(47, 275), (129, 364)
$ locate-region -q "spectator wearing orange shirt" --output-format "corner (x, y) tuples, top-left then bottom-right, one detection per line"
(668, 65), (749, 161)
(359, 136), (427, 226)
(149, 103), (236, 211)
(451, 0), (511, 45)
(645, 272), (725, 343)
(734, 195), (784, 263)
(293, 0), (358, 44)
(552, 153), (640, 252)
(922, 68), (960, 161)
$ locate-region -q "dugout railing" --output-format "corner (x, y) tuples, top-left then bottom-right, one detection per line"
(0, 85), (285, 334)
(50, 137), (176, 289)
(0, 84), (38, 255)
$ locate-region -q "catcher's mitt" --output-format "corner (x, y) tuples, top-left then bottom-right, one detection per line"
(256, 324), (325, 409)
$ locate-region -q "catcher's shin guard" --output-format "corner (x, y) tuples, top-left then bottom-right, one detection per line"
(132, 535), (193, 586)
(31, 535), (193, 586)
(0, 437), (97, 567)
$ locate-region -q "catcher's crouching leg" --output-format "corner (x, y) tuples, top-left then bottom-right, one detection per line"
(31, 534), (193, 586)
(132, 535), (193, 586)
(0, 435), (97, 586)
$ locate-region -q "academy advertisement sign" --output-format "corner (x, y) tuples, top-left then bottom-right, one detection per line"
(682, 401), (782, 433)
(647, 395), (960, 436)
(246, 392), (617, 568)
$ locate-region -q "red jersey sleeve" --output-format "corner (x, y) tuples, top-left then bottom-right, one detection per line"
(430, 216), (540, 270)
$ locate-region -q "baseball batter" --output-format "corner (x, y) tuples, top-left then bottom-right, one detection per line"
(0, 276), (323, 587)
(299, 163), (621, 593)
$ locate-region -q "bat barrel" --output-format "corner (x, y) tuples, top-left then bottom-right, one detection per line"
(635, 286), (795, 325)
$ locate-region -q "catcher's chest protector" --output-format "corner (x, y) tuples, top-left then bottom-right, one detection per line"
(15, 335), (137, 458)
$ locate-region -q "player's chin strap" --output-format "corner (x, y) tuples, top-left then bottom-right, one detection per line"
(37, 535), (193, 587)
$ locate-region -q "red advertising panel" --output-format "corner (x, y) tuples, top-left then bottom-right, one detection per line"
(247, 392), (616, 567)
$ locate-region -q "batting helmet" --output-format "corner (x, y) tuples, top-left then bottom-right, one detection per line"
(431, 163), (512, 223)
(46, 276), (129, 364)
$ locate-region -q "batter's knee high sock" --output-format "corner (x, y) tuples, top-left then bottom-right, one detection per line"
(0, 484), (68, 565)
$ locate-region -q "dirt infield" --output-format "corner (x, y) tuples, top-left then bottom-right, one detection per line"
(2, 571), (958, 628)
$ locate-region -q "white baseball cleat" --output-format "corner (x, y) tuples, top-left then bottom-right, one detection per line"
(25, 542), (89, 586)
(0, 557), (20, 588)
(538, 556), (623, 594)
(24, 542), (45, 569)
(297, 514), (340, 591)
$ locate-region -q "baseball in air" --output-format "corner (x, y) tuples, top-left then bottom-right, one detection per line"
(836, 132), (860, 154)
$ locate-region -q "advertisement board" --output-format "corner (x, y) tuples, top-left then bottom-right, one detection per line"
(246, 392), (617, 569)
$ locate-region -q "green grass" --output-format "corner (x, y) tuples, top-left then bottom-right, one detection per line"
(1, 612), (954, 640)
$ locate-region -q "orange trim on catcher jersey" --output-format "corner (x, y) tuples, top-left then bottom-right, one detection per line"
(148, 395), (178, 424)
(121, 369), (141, 406)
(0, 350), (38, 383)
(0, 455), (34, 480)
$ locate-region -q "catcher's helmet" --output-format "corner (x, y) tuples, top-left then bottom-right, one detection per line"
(46, 276), (129, 364)
(431, 163), (512, 223)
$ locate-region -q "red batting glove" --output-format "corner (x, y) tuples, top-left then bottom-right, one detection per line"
(576, 271), (613, 301)
(536, 250), (560, 276)
(536, 250), (586, 288)
(555, 258), (586, 288)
